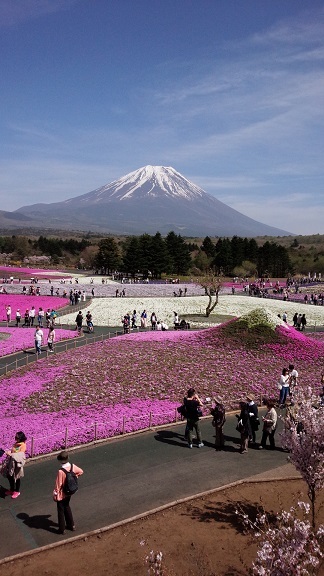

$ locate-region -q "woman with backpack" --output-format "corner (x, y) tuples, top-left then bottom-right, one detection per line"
(53, 451), (83, 535)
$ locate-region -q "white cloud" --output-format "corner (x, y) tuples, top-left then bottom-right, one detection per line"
(0, 0), (78, 28)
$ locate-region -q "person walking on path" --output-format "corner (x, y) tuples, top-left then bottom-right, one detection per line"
(75, 311), (83, 335)
(259, 400), (277, 450)
(4, 431), (27, 499)
(15, 309), (21, 327)
(246, 394), (259, 444)
(53, 451), (83, 535)
(47, 326), (56, 353)
(6, 304), (11, 324)
(150, 312), (157, 330)
(140, 310), (147, 328)
(184, 388), (204, 449)
(236, 401), (252, 454)
(301, 314), (307, 331)
(210, 397), (226, 451)
(34, 325), (43, 356)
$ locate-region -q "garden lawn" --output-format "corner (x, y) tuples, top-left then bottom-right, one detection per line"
(0, 327), (77, 357)
(0, 309), (323, 456)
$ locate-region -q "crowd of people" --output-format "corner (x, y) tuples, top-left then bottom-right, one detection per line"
(178, 362), (313, 454)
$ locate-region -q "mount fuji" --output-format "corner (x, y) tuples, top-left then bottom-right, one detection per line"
(13, 165), (291, 237)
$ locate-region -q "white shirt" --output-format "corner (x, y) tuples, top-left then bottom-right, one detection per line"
(35, 329), (43, 342)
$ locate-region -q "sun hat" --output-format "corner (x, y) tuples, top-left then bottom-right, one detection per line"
(246, 394), (254, 402)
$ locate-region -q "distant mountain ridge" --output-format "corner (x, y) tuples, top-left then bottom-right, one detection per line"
(10, 165), (292, 237)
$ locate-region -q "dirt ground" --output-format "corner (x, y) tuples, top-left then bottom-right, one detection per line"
(1, 479), (323, 576)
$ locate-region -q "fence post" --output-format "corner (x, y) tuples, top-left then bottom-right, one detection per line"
(30, 437), (35, 458)
(64, 427), (68, 449)
(149, 411), (152, 429)
(94, 421), (97, 441)
(15, 358), (18, 370)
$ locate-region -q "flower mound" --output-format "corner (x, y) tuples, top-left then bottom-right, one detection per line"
(0, 308), (323, 456)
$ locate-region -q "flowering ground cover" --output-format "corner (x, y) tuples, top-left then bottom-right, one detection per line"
(0, 327), (77, 357)
(0, 308), (323, 457)
(0, 294), (69, 322)
(58, 292), (324, 328)
(0, 265), (72, 280)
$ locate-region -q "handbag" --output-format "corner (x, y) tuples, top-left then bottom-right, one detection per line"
(236, 419), (244, 433)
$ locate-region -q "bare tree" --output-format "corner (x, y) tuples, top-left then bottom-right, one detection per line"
(199, 270), (223, 317)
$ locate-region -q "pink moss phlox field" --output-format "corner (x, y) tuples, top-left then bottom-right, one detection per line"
(0, 265), (72, 279)
(0, 294), (68, 321)
(1, 323), (323, 456)
(0, 327), (77, 357)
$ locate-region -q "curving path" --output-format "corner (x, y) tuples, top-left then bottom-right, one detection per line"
(0, 414), (293, 562)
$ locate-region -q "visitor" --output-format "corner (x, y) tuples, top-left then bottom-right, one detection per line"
(246, 394), (259, 444)
(173, 311), (180, 329)
(29, 306), (36, 327)
(38, 307), (44, 327)
(210, 397), (226, 451)
(301, 314), (307, 331)
(86, 311), (94, 333)
(288, 364), (298, 395)
(47, 325), (56, 353)
(75, 311), (83, 335)
(140, 310), (147, 328)
(23, 309), (30, 327)
(131, 310), (137, 329)
(53, 451), (83, 535)
(184, 388), (204, 449)
(278, 367), (290, 407)
(34, 325), (43, 355)
(236, 401), (251, 454)
(6, 304), (11, 323)
(259, 400), (277, 450)
(150, 312), (157, 330)
(4, 431), (27, 499)
(15, 309), (21, 327)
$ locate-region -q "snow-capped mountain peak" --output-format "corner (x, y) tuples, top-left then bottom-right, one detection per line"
(76, 165), (205, 205)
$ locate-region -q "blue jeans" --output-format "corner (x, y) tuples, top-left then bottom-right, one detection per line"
(279, 386), (290, 405)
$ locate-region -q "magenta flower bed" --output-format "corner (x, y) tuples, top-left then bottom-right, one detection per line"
(0, 265), (72, 279)
(0, 323), (323, 457)
(0, 327), (77, 357)
(0, 294), (69, 321)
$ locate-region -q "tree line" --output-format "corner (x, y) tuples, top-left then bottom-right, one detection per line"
(0, 232), (294, 277)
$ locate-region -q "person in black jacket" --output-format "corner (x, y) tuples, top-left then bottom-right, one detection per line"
(184, 388), (204, 449)
(246, 394), (259, 444)
(236, 401), (252, 454)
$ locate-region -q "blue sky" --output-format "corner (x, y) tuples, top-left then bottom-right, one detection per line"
(0, 0), (323, 235)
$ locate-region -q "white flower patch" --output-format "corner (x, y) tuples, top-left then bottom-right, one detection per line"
(58, 294), (324, 327)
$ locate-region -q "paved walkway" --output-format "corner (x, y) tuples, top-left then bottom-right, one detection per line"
(0, 414), (295, 561)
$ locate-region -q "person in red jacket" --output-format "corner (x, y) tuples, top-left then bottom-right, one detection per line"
(53, 451), (83, 535)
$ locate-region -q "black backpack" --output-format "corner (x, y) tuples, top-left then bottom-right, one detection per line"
(62, 464), (79, 495)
